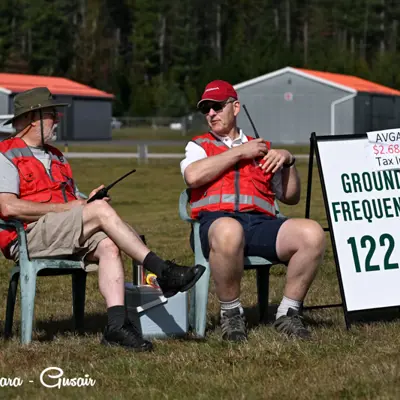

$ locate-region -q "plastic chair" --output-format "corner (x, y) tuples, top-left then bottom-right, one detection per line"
(179, 189), (285, 338)
(1, 218), (87, 345)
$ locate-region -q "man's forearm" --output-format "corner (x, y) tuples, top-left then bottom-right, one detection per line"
(184, 149), (242, 188)
(281, 166), (301, 204)
(3, 199), (83, 222)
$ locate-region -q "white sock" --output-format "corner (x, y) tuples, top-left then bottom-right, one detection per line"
(276, 296), (302, 319)
(220, 298), (243, 316)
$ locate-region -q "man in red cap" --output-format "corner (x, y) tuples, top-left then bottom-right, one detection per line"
(180, 80), (326, 342)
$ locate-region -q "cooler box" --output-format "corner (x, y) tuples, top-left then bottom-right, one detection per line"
(124, 283), (188, 339)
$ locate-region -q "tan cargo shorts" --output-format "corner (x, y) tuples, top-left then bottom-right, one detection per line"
(9, 205), (108, 271)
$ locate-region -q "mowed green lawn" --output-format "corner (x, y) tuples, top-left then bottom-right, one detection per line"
(112, 126), (190, 141)
(55, 127), (311, 155)
(0, 158), (400, 399)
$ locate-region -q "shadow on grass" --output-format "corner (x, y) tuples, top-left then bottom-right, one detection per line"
(34, 312), (107, 342)
(5, 306), (400, 343)
(0, 313), (106, 342)
(5, 313), (209, 344)
(206, 303), (348, 333)
(207, 304), (280, 333)
(347, 307), (400, 326)
(19, 305), (280, 342)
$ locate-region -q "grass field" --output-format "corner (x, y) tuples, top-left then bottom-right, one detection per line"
(57, 127), (311, 155)
(1, 158), (400, 399)
(56, 144), (187, 154)
(112, 126), (190, 141)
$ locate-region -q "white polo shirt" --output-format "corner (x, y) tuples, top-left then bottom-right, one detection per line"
(180, 129), (283, 200)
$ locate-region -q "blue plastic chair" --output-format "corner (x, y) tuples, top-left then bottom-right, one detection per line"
(1, 215), (88, 345)
(179, 189), (285, 338)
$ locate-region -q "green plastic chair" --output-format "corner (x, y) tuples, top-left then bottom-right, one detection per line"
(1, 206), (88, 344)
(179, 189), (285, 338)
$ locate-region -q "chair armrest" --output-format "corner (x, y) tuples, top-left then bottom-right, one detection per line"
(0, 218), (26, 240)
(0, 218), (30, 264)
(179, 189), (196, 224)
(274, 200), (286, 219)
(76, 191), (88, 200)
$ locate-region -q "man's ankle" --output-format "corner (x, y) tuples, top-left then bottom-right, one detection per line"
(220, 298), (243, 317)
(107, 305), (126, 329)
(276, 296), (303, 320)
(142, 251), (168, 277)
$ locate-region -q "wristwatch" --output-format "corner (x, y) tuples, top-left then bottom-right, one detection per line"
(283, 156), (296, 168)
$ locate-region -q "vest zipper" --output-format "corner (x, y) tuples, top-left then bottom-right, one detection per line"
(61, 183), (68, 203)
(43, 150), (69, 203)
(48, 167), (54, 181)
(234, 163), (240, 212)
(29, 147), (67, 201)
(47, 153), (68, 203)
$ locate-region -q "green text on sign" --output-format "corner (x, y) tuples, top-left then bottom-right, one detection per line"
(347, 234), (399, 273)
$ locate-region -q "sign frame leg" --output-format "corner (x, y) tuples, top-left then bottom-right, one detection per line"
(302, 132), (350, 329)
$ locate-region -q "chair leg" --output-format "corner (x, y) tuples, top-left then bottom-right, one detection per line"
(72, 270), (87, 334)
(191, 264), (210, 338)
(20, 268), (37, 345)
(189, 222), (210, 338)
(256, 267), (270, 324)
(188, 284), (196, 330)
(5, 272), (19, 339)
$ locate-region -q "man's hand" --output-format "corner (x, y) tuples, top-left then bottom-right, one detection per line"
(88, 185), (111, 202)
(259, 149), (293, 174)
(234, 138), (268, 160)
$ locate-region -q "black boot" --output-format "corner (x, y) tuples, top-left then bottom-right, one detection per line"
(101, 320), (153, 352)
(157, 261), (206, 298)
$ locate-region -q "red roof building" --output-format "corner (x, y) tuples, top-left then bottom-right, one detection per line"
(0, 73), (114, 140)
(295, 68), (400, 96)
(234, 67), (400, 143)
(0, 73), (113, 98)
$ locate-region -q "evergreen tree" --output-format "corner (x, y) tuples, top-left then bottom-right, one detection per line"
(0, 0), (399, 115)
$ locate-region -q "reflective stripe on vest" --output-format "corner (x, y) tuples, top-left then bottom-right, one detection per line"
(3, 147), (68, 164)
(191, 194), (276, 215)
(193, 138), (226, 146)
(2, 147), (32, 161)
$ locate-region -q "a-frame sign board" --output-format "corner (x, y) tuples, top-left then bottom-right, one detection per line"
(304, 132), (400, 329)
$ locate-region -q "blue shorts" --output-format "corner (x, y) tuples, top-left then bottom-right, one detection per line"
(197, 211), (288, 262)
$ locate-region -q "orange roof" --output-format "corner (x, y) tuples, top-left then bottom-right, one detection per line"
(296, 68), (400, 96)
(0, 73), (114, 99)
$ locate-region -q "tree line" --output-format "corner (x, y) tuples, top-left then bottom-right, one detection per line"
(1, 0), (400, 117)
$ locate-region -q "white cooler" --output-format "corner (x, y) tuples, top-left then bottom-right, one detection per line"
(124, 283), (188, 339)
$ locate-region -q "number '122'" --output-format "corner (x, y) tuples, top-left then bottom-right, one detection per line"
(347, 234), (399, 272)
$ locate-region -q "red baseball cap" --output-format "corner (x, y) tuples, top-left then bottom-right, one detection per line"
(197, 80), (238, 108)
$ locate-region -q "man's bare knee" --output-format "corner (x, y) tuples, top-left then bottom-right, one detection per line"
(301, 220), (326, 256)
(83, 200), (117, 228)
(277, 219), (326, 260)
(209, 218), (244, 253)
(95, 237), (120, 259)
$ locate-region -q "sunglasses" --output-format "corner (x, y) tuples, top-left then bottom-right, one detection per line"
(42, 110), (62, 121)
(199, 100), (234, 115)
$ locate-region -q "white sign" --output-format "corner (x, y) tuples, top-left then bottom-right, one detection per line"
(317, 136), (400, 311)
(365, 128), (400, 171)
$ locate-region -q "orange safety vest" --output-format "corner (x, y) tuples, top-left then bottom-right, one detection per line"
(0, 137), (77, 258)
(189, 132), (276, 219)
